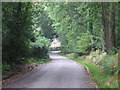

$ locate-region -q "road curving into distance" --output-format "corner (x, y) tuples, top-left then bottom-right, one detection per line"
(3, 52), (96, 88)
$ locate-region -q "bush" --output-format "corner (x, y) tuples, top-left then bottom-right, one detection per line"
(26, 58), (50, 64)
(64, 52), (119, 88)
(72, 53), (79, 58)
(76, 33), (92, 54)
(2, 62), (11, 72)
(101, 54), (118, 75)
(31, 37), (50, 59)
(32, 46), (48, 59)
(85, 50), (118, 75)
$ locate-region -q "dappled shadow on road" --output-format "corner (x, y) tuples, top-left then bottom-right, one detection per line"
(49, 53), (67, 61)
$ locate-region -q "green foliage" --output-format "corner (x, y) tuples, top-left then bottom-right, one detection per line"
(101, 54), (118, 75)
(46, 2), (102, 54)
(31, 37), (50, 59)
(62, 54), (119, 88)
(32, 37), (50, 48)
(32, 3), (55, 40)
(83, 63), (118, 88)
(76, 33), (92, 54)
(86, 51), (118, 75)
(2, 2), (52, 65)
(2, 3), (120, 87)
(2, 2), (33, 63)
(26, 58), (50, 64)
(46, 2), (120, 54)
(2, 62), (11, 72)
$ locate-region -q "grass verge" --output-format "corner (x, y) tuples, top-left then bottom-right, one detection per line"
(60, 54), (119, 89)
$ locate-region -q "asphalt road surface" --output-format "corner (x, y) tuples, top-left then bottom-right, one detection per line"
(3, 53), (95, 88)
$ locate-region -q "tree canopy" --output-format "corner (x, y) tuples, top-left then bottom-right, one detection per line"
(2, 2), (120, 64)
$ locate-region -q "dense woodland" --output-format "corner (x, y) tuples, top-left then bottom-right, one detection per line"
(2, 2), (120, 88)
(2, 2), (52, 64)
(46, 2), (120, 54)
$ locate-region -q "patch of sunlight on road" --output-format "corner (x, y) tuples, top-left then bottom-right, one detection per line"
(49, 51), (61, 53)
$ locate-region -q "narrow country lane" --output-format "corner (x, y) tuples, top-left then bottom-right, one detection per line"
(3, 53), (95, 88)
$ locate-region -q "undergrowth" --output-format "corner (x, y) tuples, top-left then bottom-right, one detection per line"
(25, 58), (50, 64)
(60, 51), (119, 88)
(2, 58), (50, 73)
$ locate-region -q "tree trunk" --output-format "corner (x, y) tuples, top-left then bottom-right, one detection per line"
(101, 2), (111, 53)
(110, 3), (115, 50)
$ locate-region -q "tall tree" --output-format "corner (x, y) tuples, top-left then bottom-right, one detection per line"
(102, 2), (111, 53)
(2, 2), (33, 63)
(110, 3), (115, 49)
